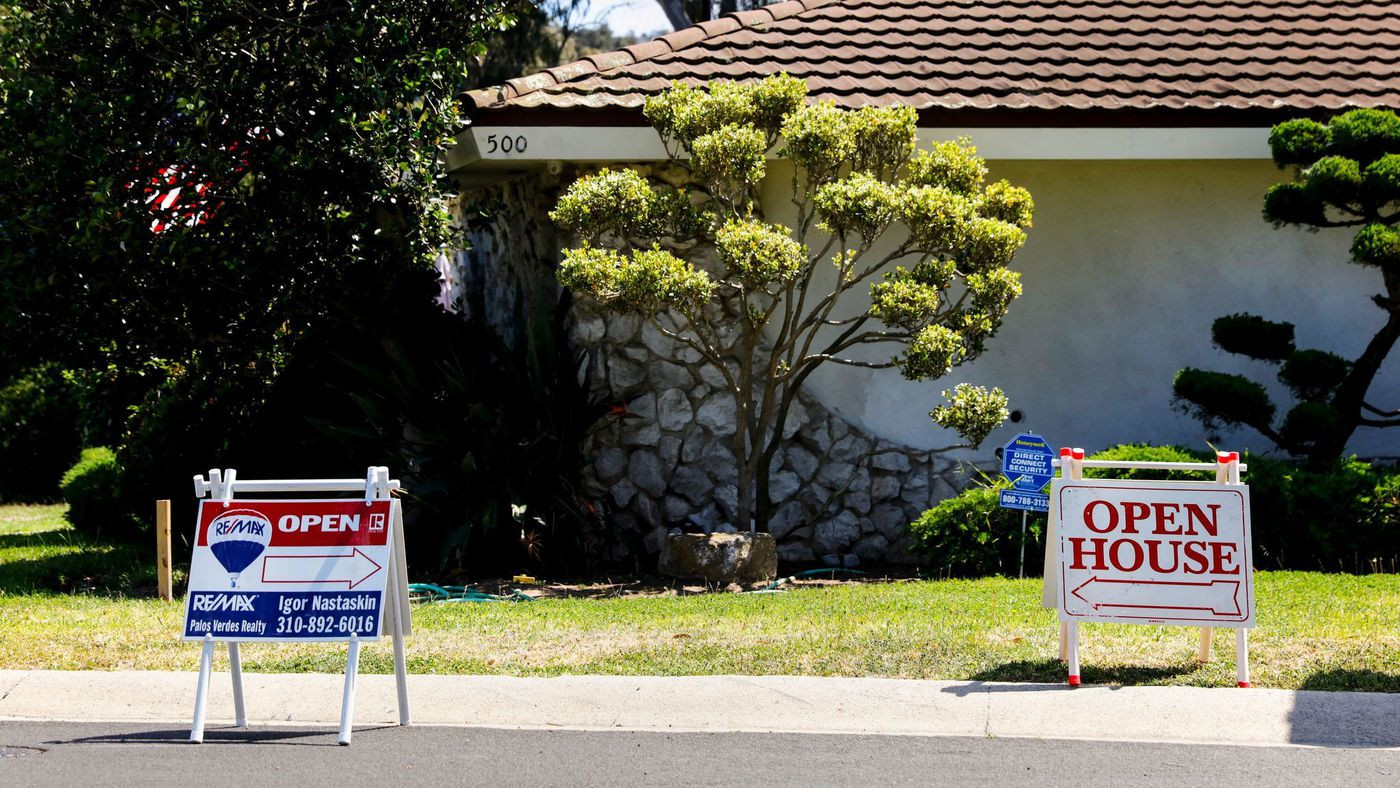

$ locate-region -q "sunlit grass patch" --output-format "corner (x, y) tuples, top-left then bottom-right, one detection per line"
(1, 504), (1397, 690)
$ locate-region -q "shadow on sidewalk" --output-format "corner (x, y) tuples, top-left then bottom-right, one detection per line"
(1288, 669), (1400, 748)
(949, 659), (1196, 689)
(44, 725), (397, 748)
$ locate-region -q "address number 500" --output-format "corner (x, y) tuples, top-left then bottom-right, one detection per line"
(485, 134), (527, 154)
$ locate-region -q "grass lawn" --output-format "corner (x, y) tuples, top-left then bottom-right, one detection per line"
(2, 504), (1398, 691)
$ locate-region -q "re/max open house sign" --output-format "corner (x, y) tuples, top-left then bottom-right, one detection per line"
(1054, 478), (1254, 628)
(183, 499), (393, 642)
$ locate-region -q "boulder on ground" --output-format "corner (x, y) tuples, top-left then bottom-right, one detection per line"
(658, 533), (777, 583)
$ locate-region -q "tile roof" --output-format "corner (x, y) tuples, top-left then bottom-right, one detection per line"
(464, 0), (1400, 124)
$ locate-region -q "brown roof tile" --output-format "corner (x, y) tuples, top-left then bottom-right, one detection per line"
(464, 0), (1400, 122)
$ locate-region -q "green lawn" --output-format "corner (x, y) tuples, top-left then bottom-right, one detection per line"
(2, 504), (1398, 690)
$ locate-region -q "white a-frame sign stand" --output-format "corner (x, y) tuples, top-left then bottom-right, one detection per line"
(1043, 449), (1255, 688)
(184, 466), (412, 745)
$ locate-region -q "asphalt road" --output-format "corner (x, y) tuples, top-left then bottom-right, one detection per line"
(1, 722), (1397, 786)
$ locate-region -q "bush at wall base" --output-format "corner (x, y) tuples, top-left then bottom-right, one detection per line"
(908, 444), (1400, 575)
(908, 476), (1045, 578)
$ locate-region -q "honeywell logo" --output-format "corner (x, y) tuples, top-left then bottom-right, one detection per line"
(191, 593), (255, 612)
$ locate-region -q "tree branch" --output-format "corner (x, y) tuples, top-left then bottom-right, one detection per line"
(1363, 402), (1400, 418)
(797, 355), (899, 370)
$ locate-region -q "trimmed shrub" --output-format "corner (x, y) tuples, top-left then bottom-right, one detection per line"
(908, 476), (1044, 578)
(1083, 443), (1214, 482)
(1245, 454), (1397, 572)
(909, 444), (1400, 576)
(59, 447), (138, 539)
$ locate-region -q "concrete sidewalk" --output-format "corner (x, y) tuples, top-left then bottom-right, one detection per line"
(1, 670), (1396, 749)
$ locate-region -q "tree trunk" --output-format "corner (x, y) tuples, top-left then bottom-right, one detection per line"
(1315, 308), (1400, 461)
(652, 0), (693, 30)
(733, 400), (754, 535)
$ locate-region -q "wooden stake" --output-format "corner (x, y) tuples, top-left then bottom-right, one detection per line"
(156, 499), (173, 602)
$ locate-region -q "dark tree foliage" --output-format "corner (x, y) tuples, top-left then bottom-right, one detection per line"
(651, 0), (775, 32)
(0, 1), (511, 527)
(1174, 109), (1400, 462)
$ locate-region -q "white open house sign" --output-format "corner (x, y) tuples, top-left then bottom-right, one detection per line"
(1045, 449), (1255, 688)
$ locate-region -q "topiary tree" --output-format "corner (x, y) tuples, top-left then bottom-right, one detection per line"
(1175, 109), (1400, 463)
(550, 75), (1034, 534)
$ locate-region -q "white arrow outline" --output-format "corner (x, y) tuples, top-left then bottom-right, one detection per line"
(260, 548), (383, 590)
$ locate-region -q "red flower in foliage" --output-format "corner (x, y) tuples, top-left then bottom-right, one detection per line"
(132, 125), (273, 234)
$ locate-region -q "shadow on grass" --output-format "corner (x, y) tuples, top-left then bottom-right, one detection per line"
(0, 531), (72, 549)
(0, 530), (153, 594)
(961, 658), (1198, 687)
(1289, 669), (1400, 748)
(1298, 669), (1400, 694)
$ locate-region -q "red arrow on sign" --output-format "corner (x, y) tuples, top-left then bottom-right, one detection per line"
(260, 548), (383, 589)
(1070, 577), (1241, 617)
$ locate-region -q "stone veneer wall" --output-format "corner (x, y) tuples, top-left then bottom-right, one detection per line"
(454, 167), (974, 567)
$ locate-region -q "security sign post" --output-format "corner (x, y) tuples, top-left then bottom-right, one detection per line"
(1050, 450), (1253, 688)
(999, 432), (1054, 578)
(183, 466), (412, 745)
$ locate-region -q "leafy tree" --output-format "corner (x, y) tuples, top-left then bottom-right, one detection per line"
(0, 1), (511, 516)
(551, 75), (1034, 534)
(470, 0), (601, 89)
(1174, 109), (1400, 462)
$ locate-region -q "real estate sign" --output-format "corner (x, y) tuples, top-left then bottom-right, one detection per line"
(183, 499), (393, 642)
(1054, 478), (1253, 627)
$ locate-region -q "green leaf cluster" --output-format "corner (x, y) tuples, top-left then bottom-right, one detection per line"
(846, 105), (918, 176)
(1211, 313), (1295, 360)
(644, 76), (805, 149)
(1279, 349), (1351, 402)
(868, 263), (952, 330)
(691, 123), (768, 187)
(813, 172), (899, 239)
(558, 245), (713, 312)
(1263, 110), (1400, 275)
(781, 101), (857, 183)
(906, 139), (988, 194)
(929, 383), (1008, 448)
(715, 219), (807, 289)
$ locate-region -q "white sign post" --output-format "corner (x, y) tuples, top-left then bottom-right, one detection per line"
(1046, 449), (1254, 688)
(182, 466), (412, 744)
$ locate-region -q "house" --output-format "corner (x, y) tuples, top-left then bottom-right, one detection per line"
(446, 0), (1400, 565)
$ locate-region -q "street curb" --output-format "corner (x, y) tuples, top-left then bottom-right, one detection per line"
(1, 670), (1396, 749)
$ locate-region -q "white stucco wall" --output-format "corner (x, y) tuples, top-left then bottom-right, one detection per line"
(760, 158), (1400, 459)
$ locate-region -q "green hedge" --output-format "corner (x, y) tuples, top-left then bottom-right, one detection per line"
(909, 444), (1400, 575)
(59, 447), (141, 540)
(909, 475), (1045, 578)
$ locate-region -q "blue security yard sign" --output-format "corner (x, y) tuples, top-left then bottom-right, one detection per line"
(1000, 432), (1054, 513)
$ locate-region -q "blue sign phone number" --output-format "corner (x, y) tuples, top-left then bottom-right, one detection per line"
(274, 614), (377, 637)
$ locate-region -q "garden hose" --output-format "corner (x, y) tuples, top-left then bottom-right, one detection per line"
(753, 567), (868, 592)
(408, 583), (533, 604)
